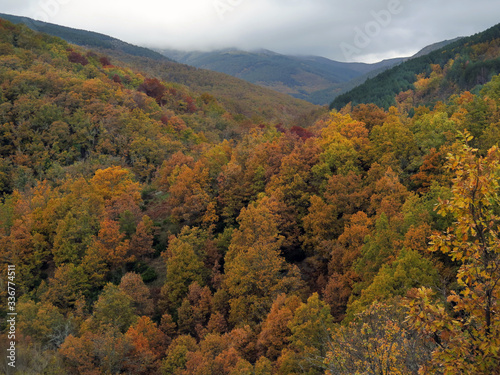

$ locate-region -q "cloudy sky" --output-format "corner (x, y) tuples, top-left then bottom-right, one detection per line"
(1, 0), (499, 62)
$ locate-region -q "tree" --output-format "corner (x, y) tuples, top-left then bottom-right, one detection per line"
(279, 293), (334, 375)
(0, 188), (51, 293)
(44, 263), (90, 311)
(326, 301), (434, 375)
(256, 293), (301, 360)
(161, 335), (198, 375)
(89, 166), (142, 210)
(317, 111), (371, 175)
(350, 103), (388, 131)
(90, 217), (131, 269)
(255, 356), (273, 375)
(302, 194), (340, 256)
(125, 316), (166, 374)
(68, 51), (89, 66)
(346, 249), (440, 319)
(165, 163), (212, 227)
(177, 282), (212, 338)
(324, 211), (372, 321)
(90, 283), (137, 333)
(129, 215), (155, 260)
(370, 107), (419, 175)
(350, 212), (402, 301)
(160, 227), (208, 313)
(59, 326), (133, 375)
(408, 134), (500, 374)
(17, 299), (70, 348)
(217, 157), (253, 224)
(138, 77), (167, 105)
(368, 166), (409, 219)
(119, 272), (154, 316)
(224, 195), (302, 326)
(411, 148), (448, 193)
(52, 206), (99, 266)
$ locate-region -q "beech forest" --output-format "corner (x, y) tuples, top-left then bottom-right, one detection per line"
(1, 18), (500, 374)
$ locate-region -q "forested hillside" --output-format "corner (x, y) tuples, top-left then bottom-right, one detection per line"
(1, 17), (500, 375)
(0, 13), (320, 125)
(331, 23), (500, 109)
(158, 48), (404, 104)
(0, 12), (172, 61)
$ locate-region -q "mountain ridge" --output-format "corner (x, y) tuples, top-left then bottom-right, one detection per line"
(0, 12), (462, 107)
(0, 12), (320, 124)
(0, 12), (171, 61)
(157, 47), (406, 104)
(330, 23), (500, 109)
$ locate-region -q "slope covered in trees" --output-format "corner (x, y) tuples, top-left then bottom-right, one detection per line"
(158, 48), (404, 105)
(2, 17), (500, 375)
(0, 12), (172, 61)
(0, 13), (320, 125)
(331, 22), (500, 109)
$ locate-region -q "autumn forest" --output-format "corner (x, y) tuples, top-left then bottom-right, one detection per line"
(1, 17), (500, 375)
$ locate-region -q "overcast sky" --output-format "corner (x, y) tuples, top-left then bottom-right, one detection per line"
(1, 0), (499, 62)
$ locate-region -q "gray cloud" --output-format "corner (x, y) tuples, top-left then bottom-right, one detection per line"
(2, 0), (499, 62)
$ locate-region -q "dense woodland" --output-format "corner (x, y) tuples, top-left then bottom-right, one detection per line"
(1, 18), (500, 374)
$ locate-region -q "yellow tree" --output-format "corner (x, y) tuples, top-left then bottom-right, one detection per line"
(409, 133), (500, 374)
(224, 195), (302, 326)
(160, 227), (209, 313)
(326, 301), (433, 375)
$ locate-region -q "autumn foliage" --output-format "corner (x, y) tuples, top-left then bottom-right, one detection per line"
(2, 18), (500, 374)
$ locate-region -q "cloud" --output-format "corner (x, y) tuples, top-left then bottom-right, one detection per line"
(2, 0), (499, 62)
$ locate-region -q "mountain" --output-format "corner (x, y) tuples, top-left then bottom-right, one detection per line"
(0, 13), (320, 124)
(0, 12), (171, 61)
(410, 37), (463, 58)
(2, 12), (461, 109)
(303, 39), (462, 105)
(3, 14), (500, 375)
(158, 47), (405, 105)
(330, 24), (500, 109)
(158, 37), (462, 106)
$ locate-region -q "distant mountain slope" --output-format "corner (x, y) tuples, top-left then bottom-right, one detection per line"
(0, 13), (320, 124)
(0, 12), (170, 61)
(411, 37), (463, 58)
(158, 48), (405, 104)
(309, 39), (463, 105)
(100, 49), (322, 125)
(331, 24), (500, 109)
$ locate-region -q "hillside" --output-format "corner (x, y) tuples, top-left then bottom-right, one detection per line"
(159, 47), (404, 104)
(2, 15), (500, 375)
(100, 50), (322, 125)
(0, 13), (320, 124)
(331, 23), (500, 109)
(0, 12), (171, 61)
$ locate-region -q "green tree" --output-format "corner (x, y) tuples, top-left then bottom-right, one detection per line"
(91, 283), (137, 333)
(351, 213), (402, 299)
(347, 249), (440, 319)
(17, 299), (70, 348)
(281, 293), (334, 375)
(161, 227), (208, 313)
